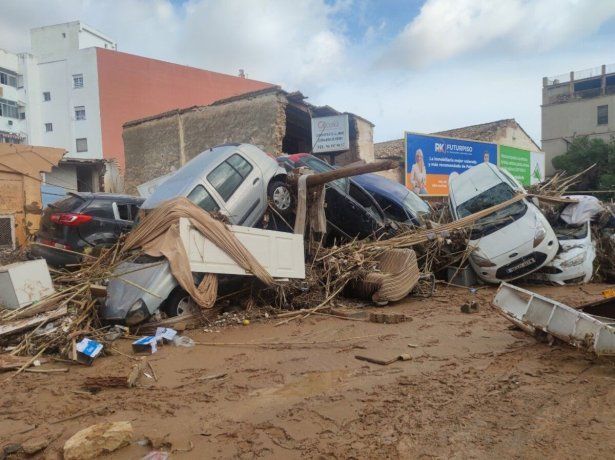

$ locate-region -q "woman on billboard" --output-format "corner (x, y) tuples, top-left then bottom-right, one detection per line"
(409, 148), (427, 194)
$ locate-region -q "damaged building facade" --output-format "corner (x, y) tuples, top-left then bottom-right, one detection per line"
(122, 88), (374, 193)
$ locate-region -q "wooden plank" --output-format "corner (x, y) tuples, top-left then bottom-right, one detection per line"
(0, 305), (67, 338)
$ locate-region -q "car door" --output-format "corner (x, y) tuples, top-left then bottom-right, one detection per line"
(206, 153), (264, 226)
(77, 199), (120, 246)
(113, 201), (137, 237)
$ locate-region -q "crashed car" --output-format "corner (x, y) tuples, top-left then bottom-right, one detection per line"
(102, 143), (291, 325)
(527, 220), (595, 285)
(352, 172), (431, 226)
(277, 153), (393, 240)
(449, 163), (558, 284)
(32, 192), (144, 267)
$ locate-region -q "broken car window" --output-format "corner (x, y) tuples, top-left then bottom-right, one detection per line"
(187, 185), (220, 213)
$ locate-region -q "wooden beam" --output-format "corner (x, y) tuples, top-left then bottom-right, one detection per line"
(291, 159), (399, 188)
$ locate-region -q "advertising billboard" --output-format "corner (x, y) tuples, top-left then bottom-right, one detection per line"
(311, 114), (350, 153)
(499, 145), (545, 186)
(404, 132), (498, 196)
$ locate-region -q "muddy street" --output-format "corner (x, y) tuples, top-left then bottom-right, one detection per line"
(1, 283), (614, 459)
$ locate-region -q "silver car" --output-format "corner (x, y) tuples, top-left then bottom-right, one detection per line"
(142, 143), (291, 223)
(102, 143), (291, 325)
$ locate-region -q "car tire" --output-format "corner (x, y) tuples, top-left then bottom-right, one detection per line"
(163, 287), (197, 318)
(267, 180), (293, 216)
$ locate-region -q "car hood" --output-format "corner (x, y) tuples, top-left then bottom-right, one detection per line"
(471, 207), (547, 259)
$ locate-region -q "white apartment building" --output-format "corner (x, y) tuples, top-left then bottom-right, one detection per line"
(0, 49), (27, 144)
(24, 22), (116, 160)
(1, 21), (271, 204)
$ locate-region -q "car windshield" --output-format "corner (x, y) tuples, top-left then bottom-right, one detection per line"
(402, 191), (430, 217)
(456, 182), (527, 239)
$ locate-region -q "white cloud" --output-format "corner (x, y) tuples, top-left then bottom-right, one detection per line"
(1, 0), (615, 148)
(0, 0), (349, 92)
(380, 0), (615, 69)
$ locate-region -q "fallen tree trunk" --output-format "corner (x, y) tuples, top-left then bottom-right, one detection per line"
(290, 159), (399, 188)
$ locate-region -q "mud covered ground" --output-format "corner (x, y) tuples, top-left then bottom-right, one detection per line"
(2, 283), (615, 459)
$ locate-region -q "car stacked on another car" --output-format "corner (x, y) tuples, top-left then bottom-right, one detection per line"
(449, 162), (558, 283)
(102, 143), (293, 325)
(277, 153), (397, 240)
(352, 172), (431, 227)
(32, 192), (145, 266)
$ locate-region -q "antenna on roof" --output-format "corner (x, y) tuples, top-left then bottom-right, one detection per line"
(238, 69), (245, 78)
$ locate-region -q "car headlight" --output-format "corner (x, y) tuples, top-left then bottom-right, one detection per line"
(471, 251), (496, 268)
(125, 299), (147, 325)
(561, 253), (586, 268)
(533, 223), (547, 247)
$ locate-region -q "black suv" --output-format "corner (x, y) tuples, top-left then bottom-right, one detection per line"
(32, 192), (145, 267)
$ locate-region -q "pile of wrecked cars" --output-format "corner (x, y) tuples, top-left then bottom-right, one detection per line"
(448, 162), (600, 286)
(29, 141), (609, 330)
(30, 143), (424, 326)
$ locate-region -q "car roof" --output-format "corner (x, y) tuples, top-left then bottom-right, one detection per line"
(69, 192), (144, 202)
(449, 163), (506, 205)
(352, 173), (410, 202)
(142, 144), (250, 209)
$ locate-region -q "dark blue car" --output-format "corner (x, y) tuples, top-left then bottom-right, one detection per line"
(352, 173), (431, 226)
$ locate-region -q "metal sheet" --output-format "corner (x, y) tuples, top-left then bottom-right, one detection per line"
(492, 282), (615, 355)
(179, 218), (305, 279)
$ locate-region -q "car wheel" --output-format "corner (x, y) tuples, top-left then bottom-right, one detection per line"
(163, 287), (198, 317)
(267, 180), (292, 215)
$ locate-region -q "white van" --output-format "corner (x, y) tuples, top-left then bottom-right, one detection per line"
(448, 163), (558, 283)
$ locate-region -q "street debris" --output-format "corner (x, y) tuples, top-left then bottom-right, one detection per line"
(75, 337), (104, 365)
(63, 421), (133, 460)
(460, 300), (479, 314)
(0, 259), (54, 309)
(0, 153), (612, 395)
(355, 353), (412, 365)
(368, 312), (408, 324)
(492, 282), (615, 355)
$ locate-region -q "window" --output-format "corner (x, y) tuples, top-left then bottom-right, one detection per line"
(45, 123), (53, 132)
(43, 92), (51, 102)
(206, 154), (253, 201)
(374, 195), (408, 222)
(75, 106), (86, 120)
(0, 98), (19, 119)
(83, 200), (114, 219)
(187, 185), (220, 212)
(0, 70), (18, 88)
(598, 105), (608, 125)
(73, 74), (84, 89)
(76, 138), (88, 152)
(116, 204), (130, 220)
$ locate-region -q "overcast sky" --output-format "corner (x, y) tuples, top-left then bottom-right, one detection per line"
(2, 0), (615, 144)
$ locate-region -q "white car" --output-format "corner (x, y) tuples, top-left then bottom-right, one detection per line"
(449, 163), (558, 284)
(527, 220), (595, 285)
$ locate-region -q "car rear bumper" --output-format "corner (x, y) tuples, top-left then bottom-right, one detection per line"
(30, 243), (82, 267)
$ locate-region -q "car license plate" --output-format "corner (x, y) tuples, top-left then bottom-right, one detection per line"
(507, 258), (535, 274)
